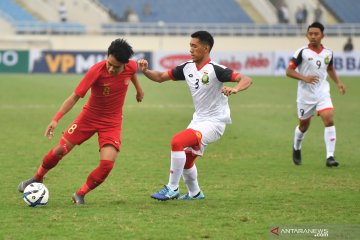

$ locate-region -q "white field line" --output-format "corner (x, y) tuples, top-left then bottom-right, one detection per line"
(0, 103), (293, 110)
(125, 103), (293, 109)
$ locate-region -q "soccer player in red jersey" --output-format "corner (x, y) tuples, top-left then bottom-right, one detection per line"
(18, 39), (144, 204)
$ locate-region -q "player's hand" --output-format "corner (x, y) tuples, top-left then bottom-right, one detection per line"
(137, 59), (149, 73)
(136, 89), (144, 102)
(303, 75), (319, 84)
(221, 86), (238, 96)
(338, 82), (346, 94)
(44, 120), (57, 140)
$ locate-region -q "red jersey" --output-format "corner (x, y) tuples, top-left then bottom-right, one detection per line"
(74, 60), (137, 127)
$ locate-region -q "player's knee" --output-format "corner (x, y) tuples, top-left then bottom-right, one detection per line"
(171, 129), (200, 151)
(54, 138), (72, 156)
(324, 120), (334, 127)
(99, 160), (114, 179)
(299, 125), (309, 133)
(171, 134), (185, 151)
(299, 120), (310, 133)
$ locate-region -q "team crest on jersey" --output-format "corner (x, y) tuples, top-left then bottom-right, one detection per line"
(324, 55), (330, 64)
(201, 71), (209, 84)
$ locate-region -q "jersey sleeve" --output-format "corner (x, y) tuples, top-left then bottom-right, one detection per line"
(289, 48), (305, 69)
(168, 62), (187, 81)
(127, 60), (138, 75)
(327, 51), (334, 70)
(213, 64), (236, 82)
(328, 51), (334, 66)
(74, 63), (101, 98)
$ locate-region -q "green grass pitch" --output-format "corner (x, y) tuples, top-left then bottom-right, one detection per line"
(0, 74), (359, 239)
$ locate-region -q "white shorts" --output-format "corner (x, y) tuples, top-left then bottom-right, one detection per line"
(297, 97), (333, 119)
(185, 120), (226, 156)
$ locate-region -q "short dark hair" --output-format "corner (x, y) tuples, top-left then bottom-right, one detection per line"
(307, 22), (324, 33)
(108, 38), (134, 63)
(191, 31), (214, 51)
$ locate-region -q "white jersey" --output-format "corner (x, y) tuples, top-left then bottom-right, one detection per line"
(290, 44), (334, 104)
(168, 60), (237, 124)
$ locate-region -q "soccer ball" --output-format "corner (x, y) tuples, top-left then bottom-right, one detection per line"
(23, 182), (49, 207)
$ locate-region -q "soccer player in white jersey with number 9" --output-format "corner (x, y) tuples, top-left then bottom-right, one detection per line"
(286, 22), (346, 167)
(138, 31), (252, 200)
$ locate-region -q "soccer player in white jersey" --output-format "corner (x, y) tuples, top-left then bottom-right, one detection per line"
(286, 22), (346, 167)
(138, 31), (252, 200)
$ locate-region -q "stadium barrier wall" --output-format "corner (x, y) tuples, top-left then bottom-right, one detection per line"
(154, 51), (360, 76)
(1, 49), (360, 76)
(0, 35), (359, 52)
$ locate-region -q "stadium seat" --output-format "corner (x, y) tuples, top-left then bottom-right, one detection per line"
(0, 0), (86, 34)
(99, 0), (252, 23)
(0, 0), (37, 22)
(321, 0), (360, 23)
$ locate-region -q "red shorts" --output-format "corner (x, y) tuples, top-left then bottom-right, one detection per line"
(62, 116), (122, 151)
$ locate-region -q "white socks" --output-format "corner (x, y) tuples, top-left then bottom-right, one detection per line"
(294, 125), (306, 150)
(168, 151), (201, 196)
(324, 126), (336, 158)
(168, 151), (186, 190)
(182, 164), (200, 197)
(294, 125), (336, 158)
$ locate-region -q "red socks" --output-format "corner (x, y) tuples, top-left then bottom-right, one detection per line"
(77, 160), (114, 196)
(34, 149), (62, 181)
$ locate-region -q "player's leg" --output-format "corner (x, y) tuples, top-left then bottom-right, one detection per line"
(73, 145), (116, 204)
(318, 108), (339, 167)
(35, 138), (75, 181)
(18, 137), (75, 192)
(295, 118), (311, 147)
(179, 121), (225, 200)
(179, 152), (204, 200)
(18, 119), (94, 192)
(293, 103), (314, 165)
(151, 128), (201, 201)
(169, 129), (201, 189)
(73, 128), (120, 204)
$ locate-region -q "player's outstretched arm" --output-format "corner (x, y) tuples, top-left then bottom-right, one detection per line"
(222, 73), (252, 96)
(138, 59), (171, 83)
(131, 74), (144, 102)
(44, 93), (80, 139)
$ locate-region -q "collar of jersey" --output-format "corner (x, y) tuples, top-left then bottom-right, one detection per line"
(308, 44), (324, 54)
(196, 58), (211, 71)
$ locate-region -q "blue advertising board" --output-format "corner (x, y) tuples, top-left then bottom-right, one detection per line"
(30, 50), (151, 74)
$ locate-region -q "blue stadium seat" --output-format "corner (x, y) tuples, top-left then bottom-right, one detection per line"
(0, 0), (86, 34)
(321, 0), (360, 23)
(0, 0), (37, 22)
(100, 0), (252, 23)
